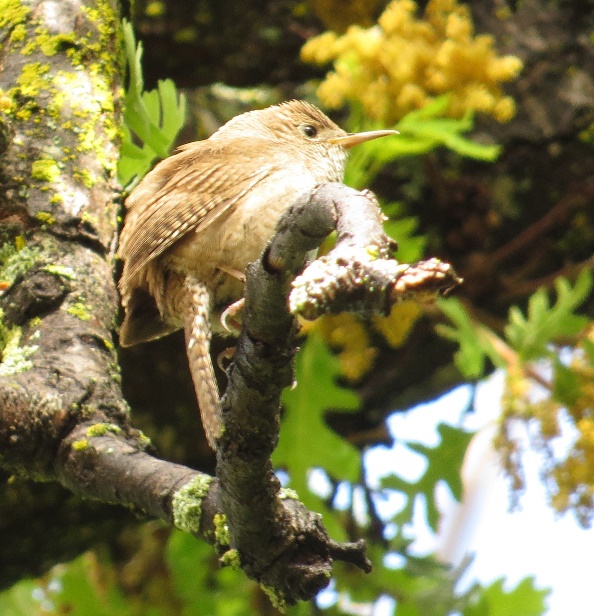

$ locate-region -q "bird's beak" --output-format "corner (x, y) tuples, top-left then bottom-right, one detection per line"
(328, 129), (399, 149)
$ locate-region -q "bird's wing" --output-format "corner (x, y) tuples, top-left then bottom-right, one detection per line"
(118, 141), (274, 287)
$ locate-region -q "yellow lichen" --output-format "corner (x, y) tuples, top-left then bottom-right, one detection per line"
(22, 31), (78, 56)
(260, 584), (287, 612)
(86, 422), (122, 437)
(0, 0), (30, 31)
(9, 22), (27, 43)
(71, 439), (89, 451)
(31, 159), (61, 183)
(0, 89), (11, 111)
(66, 302), (92, 321)
(219, 548), (241, 569)
(13, 62), (51, 98)
(4, 0), (121, 191)
(302, 0), (522, 123)
(35, 211), (56, 224)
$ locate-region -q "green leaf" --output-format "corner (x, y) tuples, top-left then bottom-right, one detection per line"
(505, 269), (592, 361)
(335, 544), (424, 610)
(167, 531), (253, 616)
(383, 424), (473, 532)
(394, 97), (501, 161)
(167, 531), (215, 613)
(272, 334), (361, 536)
(400, 95), (452, 120)
(382, 202), (427, 263)
(436, 297), (503, 379)
(0, 553), (131, 616)
(408, 423), (473, 530)
(463, 577), (549, 616)
(552, 359), (581, 407)
(357, 96), (501, 165)
(0, 578), (38, 616)
(396, 117), (500, 162)
(56, 553), (129, 616)
(582, 337), (594, 365)
(118, 20), (186, 188)
(344, 96), (501, 188)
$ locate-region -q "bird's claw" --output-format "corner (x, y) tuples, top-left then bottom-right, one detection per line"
(220, 298), (245, 334)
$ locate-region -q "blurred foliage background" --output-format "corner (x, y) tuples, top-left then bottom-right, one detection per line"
(1, 0), (593, 614)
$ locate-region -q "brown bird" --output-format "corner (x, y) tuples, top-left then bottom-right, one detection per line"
(118, 100), (396, 449)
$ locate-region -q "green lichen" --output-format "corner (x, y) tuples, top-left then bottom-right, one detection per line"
(137, 431), (152, 448)
(86, 422), (122, 438)
(219, 548), (241, 569)
(0, 241), (40, 287)
(260, 584), (287, 613)
(213, 513), (230, 548)
(35, 211), (56, 224)
(0, 326), (38, 376)
(278, 488), (299, 500)
(0, 0), (30, 31)
(71, 438), (89, 451)
(43, 264), (75, 280)
(31, 159), (61, 182)
(172, 475), (213, 534)
(66, 302), (92, 321)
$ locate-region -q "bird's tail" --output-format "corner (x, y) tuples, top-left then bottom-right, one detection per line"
(182, 276), (223, 449)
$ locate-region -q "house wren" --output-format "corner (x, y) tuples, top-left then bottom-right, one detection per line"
(118, 100), (396, 448)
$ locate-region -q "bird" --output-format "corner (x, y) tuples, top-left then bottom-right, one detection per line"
(117, 100), (397, 449)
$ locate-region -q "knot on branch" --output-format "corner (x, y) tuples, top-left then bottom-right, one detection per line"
(253, 497), (371, 607)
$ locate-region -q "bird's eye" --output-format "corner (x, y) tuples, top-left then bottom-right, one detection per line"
(301, 124), (318, 138)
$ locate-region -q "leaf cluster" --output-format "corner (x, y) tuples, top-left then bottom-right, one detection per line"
(117, 21), (186, 189)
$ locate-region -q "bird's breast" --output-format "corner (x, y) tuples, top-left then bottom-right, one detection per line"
(164, 170), (321, 305)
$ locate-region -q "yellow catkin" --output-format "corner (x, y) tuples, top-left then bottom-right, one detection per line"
(372, 301), (422, 348)
(302, 0), (522, 123)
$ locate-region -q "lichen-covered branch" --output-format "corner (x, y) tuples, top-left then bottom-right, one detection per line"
(0, 0), (234, 583)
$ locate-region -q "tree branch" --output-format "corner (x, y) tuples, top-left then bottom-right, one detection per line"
(216, 183), (460, 604)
